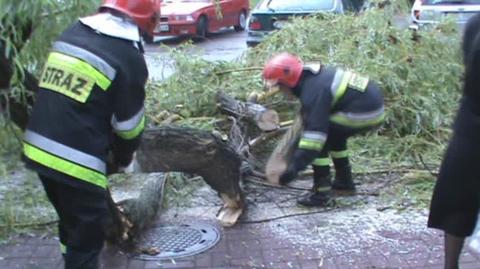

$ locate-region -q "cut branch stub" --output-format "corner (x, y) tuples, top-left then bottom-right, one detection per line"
(216, 90), (279, 131)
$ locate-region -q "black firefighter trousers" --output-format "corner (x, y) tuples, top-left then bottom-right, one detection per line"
(39, 175), (110, 269)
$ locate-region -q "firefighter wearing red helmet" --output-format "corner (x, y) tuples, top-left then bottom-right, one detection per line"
(263, 52), (385, 207)
(22, 1), (160, 268)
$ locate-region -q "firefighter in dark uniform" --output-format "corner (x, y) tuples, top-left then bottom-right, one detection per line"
(428, 14), (480, 269)
(263, 52), (385, 207)
(21, 0), (160, 268)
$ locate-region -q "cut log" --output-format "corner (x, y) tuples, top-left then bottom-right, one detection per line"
(216, 90), (279, 132)
(265, 116), (303, 184)
(105, 173), (167, 251)
(135, 126), (245, 226)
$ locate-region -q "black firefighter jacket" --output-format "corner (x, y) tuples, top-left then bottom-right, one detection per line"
(22, 19), (148, 191)
(288, 66), (385, 173)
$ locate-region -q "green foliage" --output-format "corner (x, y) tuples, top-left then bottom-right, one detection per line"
(145, 42), (264, 130)
(0, 0), (98, 240)
(381, 170), (436, 209)
(147, 0), (463, 168)
(247, 4), (463, 142)
(1, 0), (98, 103)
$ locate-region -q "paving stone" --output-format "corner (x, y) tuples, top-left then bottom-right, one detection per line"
(127, 259), (146, 269)
(2, 203), (480, 269)
(299, 258), (322, 269)
(155, 259), (195, 269)
(211, 251), (232, 267)
(460, 262), (480, 269)
(318, 258), (337, 269)
(194, 253), (212, 267)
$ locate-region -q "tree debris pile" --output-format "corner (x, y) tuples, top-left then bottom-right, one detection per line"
(145, 0), (463, 168)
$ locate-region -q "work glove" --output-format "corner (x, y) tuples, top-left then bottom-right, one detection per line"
(107, 151), (137, 175)
(117, 152), (137, 173)
(279, 166), (297, 185)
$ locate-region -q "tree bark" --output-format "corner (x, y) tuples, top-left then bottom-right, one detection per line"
(137, 126), (243, 201)
(216, 90), (279, 132)
(136, 126), (245, 227)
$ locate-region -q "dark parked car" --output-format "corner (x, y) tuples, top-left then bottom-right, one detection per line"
(246, 0), (361, 47)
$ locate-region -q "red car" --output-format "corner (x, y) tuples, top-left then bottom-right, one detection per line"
(152, 0), (249, 40)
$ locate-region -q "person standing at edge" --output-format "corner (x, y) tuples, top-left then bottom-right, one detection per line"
(263, 52), (385, 207)
(21, 0), (160, 268)
(427, 13), (480, 269)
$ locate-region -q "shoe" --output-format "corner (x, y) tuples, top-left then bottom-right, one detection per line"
(332, 165), (356, 195)
(332, 181), (356, 195)
(297, 191), (335, 207)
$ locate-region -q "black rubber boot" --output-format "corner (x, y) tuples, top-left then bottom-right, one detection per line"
(332, 165), (356, 195)
(297, 189), (335, 207)
(297, 174), (335, 207)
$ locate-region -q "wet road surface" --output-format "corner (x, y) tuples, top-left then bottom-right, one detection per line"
(144, 28), (248, 81)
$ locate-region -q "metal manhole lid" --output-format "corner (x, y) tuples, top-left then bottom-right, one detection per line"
(132, 222), (222, 260)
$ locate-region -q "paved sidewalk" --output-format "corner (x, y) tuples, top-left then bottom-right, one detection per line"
(1, 172), (480, 269)
(1, 214), (479, 269)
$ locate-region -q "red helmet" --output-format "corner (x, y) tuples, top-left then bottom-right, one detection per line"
(263, 52), (303, 88)
(100, 0), (161, 35)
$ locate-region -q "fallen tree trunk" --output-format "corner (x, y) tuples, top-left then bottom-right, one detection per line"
(136, 126), (244, 225)
(105, 173), (167, 251)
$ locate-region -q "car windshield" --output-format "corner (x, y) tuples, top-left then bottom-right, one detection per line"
(258, 0), (335, 11)
(424, 0), (480, 4)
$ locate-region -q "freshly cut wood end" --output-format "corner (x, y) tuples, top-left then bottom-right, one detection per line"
(257, 109), (279, 131)
(265, 154), (287, 185)
(217, 207), (243, 227)
(217, 193), (244, 227)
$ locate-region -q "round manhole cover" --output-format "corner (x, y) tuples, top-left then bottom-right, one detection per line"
(133, 222), (222, 260)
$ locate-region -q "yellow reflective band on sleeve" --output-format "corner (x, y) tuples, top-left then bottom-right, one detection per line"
(330, 112), (385, 128)
(39, 52), (112, 103)
(23, 143), (107, 189)
(312, 158), (330, 166)
(332, 71), (352, 106)
(330, 150), (349, 159)
(298, 138), (324, 151)
(116, 115), (145, 140)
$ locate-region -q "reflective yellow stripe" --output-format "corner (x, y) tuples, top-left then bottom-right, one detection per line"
(312, 158), (330, 166)
(60, 242), (66, 254)
(330, 113), (385, 128)
(298, 138), (324, 151)
(330, 150), (348, 159)
(315, 186), (331, 192)
(48, 52), (111, 90)
(23, 143), (107, 189)
(332, 71), (352, 106)
(116, 115), (145, 140)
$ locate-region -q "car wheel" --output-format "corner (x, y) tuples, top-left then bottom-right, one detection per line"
(234, 10), (247, 32)
(195, 16), (208, 40)
(246, 41), (258, 48)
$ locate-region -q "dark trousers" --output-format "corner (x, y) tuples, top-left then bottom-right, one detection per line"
(312, 123), (379, 186)
(314, 123), (368, 168)
(39, 175), (110, 269)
